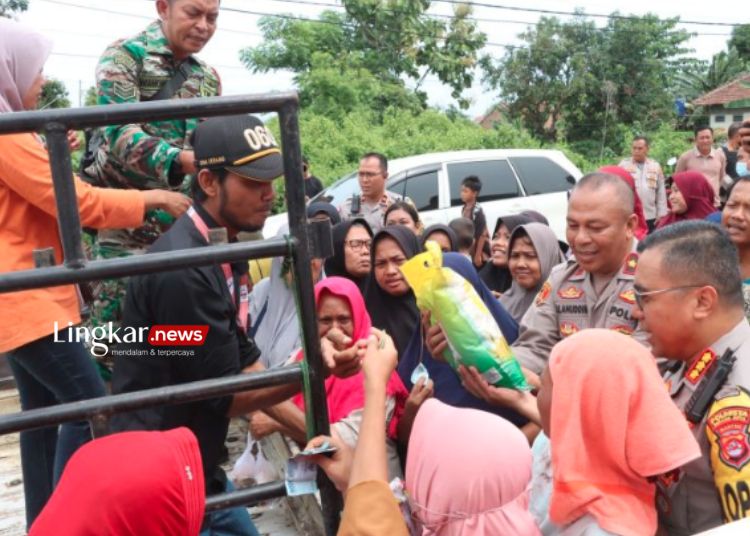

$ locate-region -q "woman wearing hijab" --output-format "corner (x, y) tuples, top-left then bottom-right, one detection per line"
(500, 223), (565, 323)
(0, 20), (189, 526)
(406, 399), (541, 535)
(365, 226), (422, 357)
(324, 218), (373, 293)
(479, 213), (538, 295)
(463, 330), (700, 535)
(657, 171), (716, 229)
(30, 428), (205, 536)
(421, 223), (458, 253)
(397, 253), (524, 446)
(248, 277), (409, 479)
(384, 201), (423, 235)
(600, 165), (649, 239)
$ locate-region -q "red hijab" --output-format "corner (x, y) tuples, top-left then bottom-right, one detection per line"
(293, 276), (408, 438)
(30, 428), (205, 536)
(599, 165), (648, 239)
(657, 171), (716, 229)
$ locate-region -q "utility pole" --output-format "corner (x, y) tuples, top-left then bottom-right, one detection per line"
(600, 80), (617, 161)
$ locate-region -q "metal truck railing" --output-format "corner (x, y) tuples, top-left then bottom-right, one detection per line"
(0, 92), (342, 534)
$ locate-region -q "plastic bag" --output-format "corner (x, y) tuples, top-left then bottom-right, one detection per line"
(401, 241), (529, 390)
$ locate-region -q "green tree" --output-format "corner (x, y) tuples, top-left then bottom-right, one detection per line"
(0, 0), (28, 17)
(729, 24), (750, 63)
(241, 0), (486, 110)
(675, 48), (749, 101)
(84, 85), (98, 107)
(39, 78), (71, 109)
(483, 12), (691, 151)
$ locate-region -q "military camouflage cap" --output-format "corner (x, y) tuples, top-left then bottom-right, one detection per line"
(192, 114), (284, 182)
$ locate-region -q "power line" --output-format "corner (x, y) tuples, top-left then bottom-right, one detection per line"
(49, 51), (248, 71)
(431, 0), (743, 28)
(259, 0), (732, 36)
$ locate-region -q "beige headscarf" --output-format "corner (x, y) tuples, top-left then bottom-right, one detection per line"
(500, 222), (565, 322)
(0, 19), (52, 112)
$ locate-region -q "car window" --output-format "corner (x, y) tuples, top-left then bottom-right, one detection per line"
(393, 170), (439, 212)
(447, 160), (520, 206)
(510, 156), (574, 195)
(312, 172), (359, 207)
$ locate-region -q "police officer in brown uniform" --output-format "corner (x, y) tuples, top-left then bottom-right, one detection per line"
(634, 221), (750, 535)
(511, 173), (647, 375)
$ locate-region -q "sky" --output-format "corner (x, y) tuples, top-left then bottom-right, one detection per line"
(16, 0), (745, 117)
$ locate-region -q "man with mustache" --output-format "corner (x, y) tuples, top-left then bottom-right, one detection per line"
(510, 173), (647, 374)
(81, 0), (221, 337)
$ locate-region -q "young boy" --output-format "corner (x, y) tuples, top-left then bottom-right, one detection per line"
(460, 175), (490, 267)
(449, 217), (476, 260)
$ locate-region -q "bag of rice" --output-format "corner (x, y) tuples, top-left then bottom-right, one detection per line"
(400, 241), (529, 390)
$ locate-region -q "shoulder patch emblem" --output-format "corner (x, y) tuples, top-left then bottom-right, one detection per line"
(707, 405), (750, 470)
(610, 324), (634, 336)
(685, 349), (716, 385)
(558, 285), (584, 300)
(535, 280), (552, 307)
(623, 253), (638, 275)
(559, 321), (579, 338)
(619, 289), (636, 305)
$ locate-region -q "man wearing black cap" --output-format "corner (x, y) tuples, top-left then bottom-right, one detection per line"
(110, 115), (357, 535)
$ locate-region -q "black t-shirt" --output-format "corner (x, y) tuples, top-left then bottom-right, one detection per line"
(110, 204), (260, 493)
(304, 175), (324, 199)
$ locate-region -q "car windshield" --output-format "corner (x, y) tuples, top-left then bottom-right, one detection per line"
(310, 171), (359, 206)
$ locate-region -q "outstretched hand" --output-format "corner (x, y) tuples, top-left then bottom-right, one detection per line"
(303, 433), (353, 493)
(458, 365), (541, 425)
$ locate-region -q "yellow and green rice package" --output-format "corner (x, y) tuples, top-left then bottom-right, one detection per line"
(400, 241), (529, 391)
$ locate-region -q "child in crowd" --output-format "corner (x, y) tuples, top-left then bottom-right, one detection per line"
(459, 175), (490, 267)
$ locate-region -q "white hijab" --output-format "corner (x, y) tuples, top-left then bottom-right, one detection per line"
(0, 19), (52, 112)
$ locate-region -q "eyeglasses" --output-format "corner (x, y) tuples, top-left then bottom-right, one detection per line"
(358, 171), (382, 179)
(345, 239), (372, 251)
(633, 285), (702, 308)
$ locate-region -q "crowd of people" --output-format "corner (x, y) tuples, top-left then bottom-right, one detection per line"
(3, 1), (750, 535)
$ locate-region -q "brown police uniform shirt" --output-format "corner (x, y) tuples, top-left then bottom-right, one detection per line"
(657, 320), (750, 536)
(338, 190), (409, 234)
(512, 244), (646, 375)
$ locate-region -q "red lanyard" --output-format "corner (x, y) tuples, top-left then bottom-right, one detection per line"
(187, 207), (249, 332)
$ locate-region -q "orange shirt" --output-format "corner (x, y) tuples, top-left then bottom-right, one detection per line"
(0, 133), (145, 352)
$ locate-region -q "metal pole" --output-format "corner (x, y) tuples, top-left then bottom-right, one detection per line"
(44, 122), (86, 268)
(0, 238), (291, 293)
(278, 101), (342, 534)
(205, 481), (287, 512)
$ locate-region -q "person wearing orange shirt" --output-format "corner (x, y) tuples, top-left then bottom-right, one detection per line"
(0, 19), (189, 528)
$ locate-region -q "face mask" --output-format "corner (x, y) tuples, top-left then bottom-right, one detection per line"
(737, 162), (749, 177)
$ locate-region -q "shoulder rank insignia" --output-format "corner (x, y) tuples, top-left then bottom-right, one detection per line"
(623, 253), (638, 276)
(685, 349), (716, 385)
(535, 280), (552, 307)
(558, 285), (584, 300)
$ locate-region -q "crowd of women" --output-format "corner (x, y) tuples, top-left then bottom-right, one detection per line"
(223, 160), (750, 535)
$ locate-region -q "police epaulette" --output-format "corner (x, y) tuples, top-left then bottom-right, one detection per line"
(685, 348), (737, 424)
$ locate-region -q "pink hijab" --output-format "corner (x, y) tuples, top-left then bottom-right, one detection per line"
(406, 399), (540, 535)
(0, 19), (52, 113)
(599, 165), (649, 239)
(548, 330), (701, 536)
(292, 276), (408, 437)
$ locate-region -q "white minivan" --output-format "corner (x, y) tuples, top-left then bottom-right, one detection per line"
(264, 149), (582, 240)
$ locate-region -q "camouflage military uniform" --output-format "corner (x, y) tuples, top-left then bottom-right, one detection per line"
(82, 20), (220, 340)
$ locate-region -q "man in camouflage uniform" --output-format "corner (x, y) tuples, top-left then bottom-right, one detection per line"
(82, 0), (221, 338)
